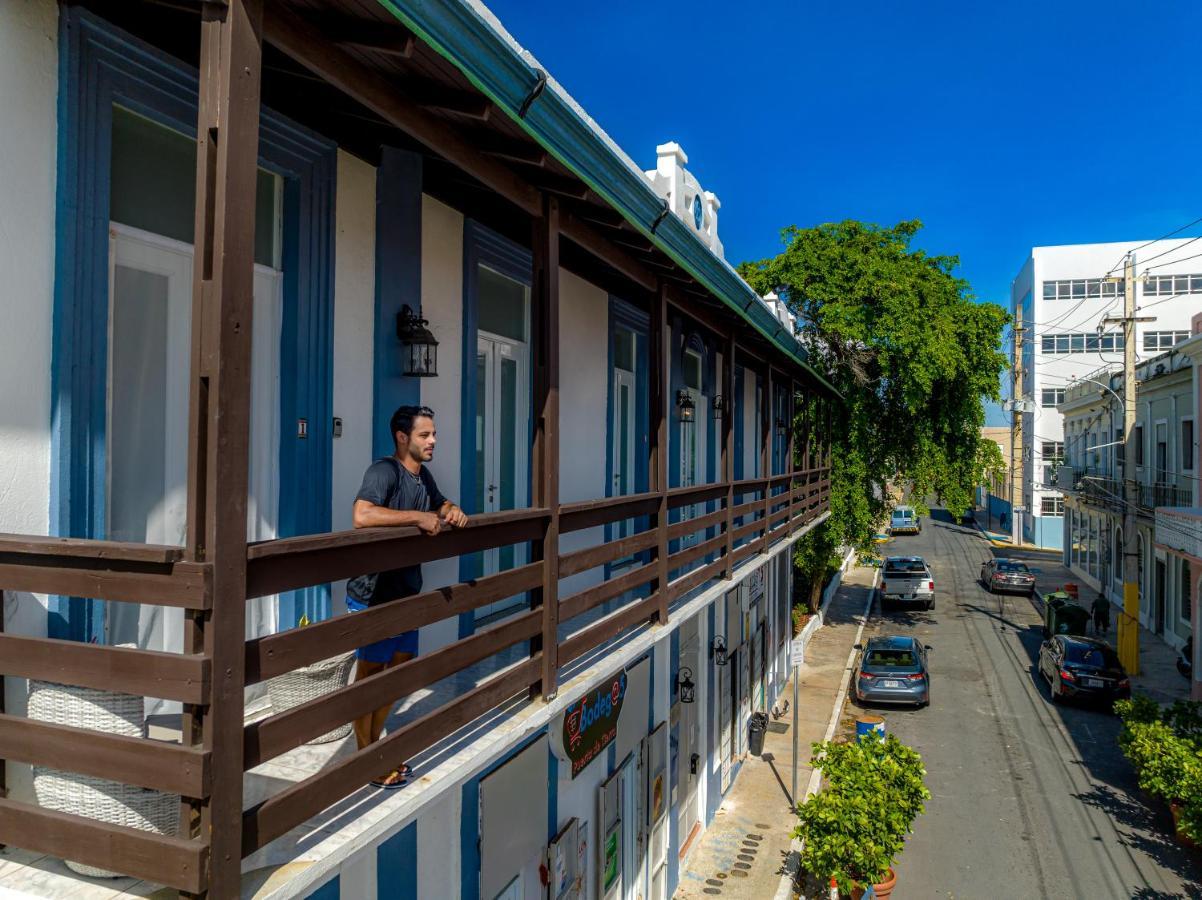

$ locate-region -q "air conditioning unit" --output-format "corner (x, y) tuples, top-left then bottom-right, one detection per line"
(1056, 465), (1078, 491)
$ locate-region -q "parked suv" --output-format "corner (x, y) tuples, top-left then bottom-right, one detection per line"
(888, 506), (921, 535)
(880, 556), (934, 610)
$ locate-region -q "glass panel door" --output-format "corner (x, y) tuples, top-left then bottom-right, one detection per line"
(611, 366), (638, 567)
(105, 225), (281, 711)
(475, 331), (530, 620)
(678, 390), (707, 550)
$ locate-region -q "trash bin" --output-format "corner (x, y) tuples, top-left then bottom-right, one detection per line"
(1045, 594), (1090, 638)
(748, 712), (768, 756)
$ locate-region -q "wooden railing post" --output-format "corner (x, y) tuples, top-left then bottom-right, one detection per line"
(722, 335), (735, 577)
(531, 194), (560, 700)
(650, 282), (670, 624)
(182, 1), (263, 895)
(787, 378), (797, 534)
(761, 366), (772, 554)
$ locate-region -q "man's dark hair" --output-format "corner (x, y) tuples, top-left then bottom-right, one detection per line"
(391, 405), (435, 441)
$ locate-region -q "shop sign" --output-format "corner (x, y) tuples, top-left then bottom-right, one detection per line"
(563, 670), (628, 778)
(749, 564), (765, 602)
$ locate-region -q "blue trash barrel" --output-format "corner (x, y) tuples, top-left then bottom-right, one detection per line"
(855, 714), (885, 743)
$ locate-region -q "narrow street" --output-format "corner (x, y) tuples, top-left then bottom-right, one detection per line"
(861, 510), (1202, 899)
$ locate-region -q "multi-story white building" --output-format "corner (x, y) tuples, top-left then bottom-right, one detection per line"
(1011, 241), (1202, 549)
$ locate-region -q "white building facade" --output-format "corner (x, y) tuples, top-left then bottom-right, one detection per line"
(1011, 241), (1202, 550)
(0, 1), (836, 897)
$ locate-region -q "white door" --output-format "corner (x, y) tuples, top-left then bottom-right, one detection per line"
(474, 331), (530, 619)
(646, 724), (669, 900)
(617, 751), (647, 900)
(611, 366), (638, 551)
(104, 225), (281, 711)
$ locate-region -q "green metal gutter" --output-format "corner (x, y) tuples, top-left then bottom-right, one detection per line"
(373, 0), (841, 399)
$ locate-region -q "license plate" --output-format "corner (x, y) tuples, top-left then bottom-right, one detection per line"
(883, 680), (901, 688)
(1084, 677), (1104, 688)
(903, 594), (913, 600)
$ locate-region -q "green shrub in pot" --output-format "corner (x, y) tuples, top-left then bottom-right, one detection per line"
(794, 733), (930, 895)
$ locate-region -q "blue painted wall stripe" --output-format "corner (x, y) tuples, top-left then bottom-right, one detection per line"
(305, 875), (340, 900)
(372, 148), (423, 461)
(377, 821), (418, 900)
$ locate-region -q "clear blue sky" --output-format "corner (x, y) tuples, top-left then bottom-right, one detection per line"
(485, 0), (1202, 425)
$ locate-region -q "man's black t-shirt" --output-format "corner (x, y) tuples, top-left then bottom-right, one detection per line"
(350, 457), (447, 606)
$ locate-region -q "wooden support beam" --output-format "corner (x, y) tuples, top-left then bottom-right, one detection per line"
(531, 194), (561, 699)
(183, 0), (262, 892)
(472, 132), (547, 167)
(722, 333), (735, 577)
(404, 78), (491, 120)
(529, 171), (590, 200)
(263, 2), (541, 216)
(762, 367), (773, 556)
(649, 283), (670, 625)
(324, 17), (416, 58)
(561, 213), (656, 292)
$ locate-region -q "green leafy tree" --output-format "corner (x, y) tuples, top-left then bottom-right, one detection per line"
(739, 220), (1008, 596)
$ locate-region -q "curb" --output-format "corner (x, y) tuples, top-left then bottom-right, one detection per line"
(773, 566), (880, 900)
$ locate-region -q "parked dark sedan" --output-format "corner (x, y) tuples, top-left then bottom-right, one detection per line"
(854, 635), (932, 708)
(980, 558), (1036, 596)
(1038, 635), (1130, 706)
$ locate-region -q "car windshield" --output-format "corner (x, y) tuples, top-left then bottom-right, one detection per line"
(998, 562), (1030, 573)
(864, 648), (919, 670)
(1064, 644), (1121, 668)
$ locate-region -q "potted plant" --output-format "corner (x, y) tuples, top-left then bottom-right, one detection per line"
(1116, 696), (1202, 847)
(794, 733), (930, 898)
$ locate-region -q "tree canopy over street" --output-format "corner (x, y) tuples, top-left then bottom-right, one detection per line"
(739, 220), (1008, 605)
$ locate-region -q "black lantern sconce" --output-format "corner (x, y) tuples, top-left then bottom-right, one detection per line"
(776, 417), (788, 439)
(677, 667), (696, 704)
(676, 390), (696, 424)
(712, 395), (726, 419)
(711, 635), (728, 666)
(396, 305), (439, 377)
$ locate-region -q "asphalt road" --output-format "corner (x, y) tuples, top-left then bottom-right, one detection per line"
(858, 509), (1202, 900)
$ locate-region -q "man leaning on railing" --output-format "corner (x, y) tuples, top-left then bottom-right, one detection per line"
(346, 404), (468, 789)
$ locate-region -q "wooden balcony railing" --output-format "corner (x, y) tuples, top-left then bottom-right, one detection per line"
(0, 467), (829, 890)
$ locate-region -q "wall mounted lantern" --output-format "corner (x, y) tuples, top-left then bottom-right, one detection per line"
(396, 305), (439, 377)
(676, 390), (696, 424)
(711, 635), (728, 666)
(776, 417), (788, 439)
(712, 395), (726, 419)
(677, 667), (696, 704)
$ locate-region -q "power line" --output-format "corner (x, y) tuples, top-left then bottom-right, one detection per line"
(1132, 233), (1202, 269)
(1102, 214), (1202, 276)
(1144, 248), (1202, 272)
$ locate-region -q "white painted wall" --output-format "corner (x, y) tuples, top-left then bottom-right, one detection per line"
(558, 268), (607, 597)
(418, 195), (465, 651)
(330, 151), (377, 613)
(0, 0), (58, 803)
(415, 788), (462, 899)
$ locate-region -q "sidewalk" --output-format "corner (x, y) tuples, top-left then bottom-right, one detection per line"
(990, 546), (1191, 705)
(673, 566), (876, 899)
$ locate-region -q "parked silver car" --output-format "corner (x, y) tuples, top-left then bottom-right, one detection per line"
(854, 635), (932, 708)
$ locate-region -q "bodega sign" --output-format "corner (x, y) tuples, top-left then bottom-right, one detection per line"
(561, 670), (628, 778)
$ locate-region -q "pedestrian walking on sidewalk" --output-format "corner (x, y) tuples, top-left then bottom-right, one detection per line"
(1092, 592), (1110, 637)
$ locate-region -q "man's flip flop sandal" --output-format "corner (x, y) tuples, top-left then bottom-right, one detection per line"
(371, 765), (412, 790)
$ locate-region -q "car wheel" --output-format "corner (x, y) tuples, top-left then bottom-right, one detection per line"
(925, 600), (935, 611)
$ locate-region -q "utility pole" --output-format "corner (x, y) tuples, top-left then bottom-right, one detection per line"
(1010, 310), (1024, 545)
(1105, 255), (1157, 674)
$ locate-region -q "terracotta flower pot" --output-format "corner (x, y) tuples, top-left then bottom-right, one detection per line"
(850, 867), (897, 899)
(1170, 800), (1198, 849)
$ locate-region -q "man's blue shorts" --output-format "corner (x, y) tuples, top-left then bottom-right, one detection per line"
(346, 597), (420, 662)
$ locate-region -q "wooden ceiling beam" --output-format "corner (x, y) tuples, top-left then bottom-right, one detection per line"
(325, 19), (416, 58)
(404, 79), (492, 121)
(262, 2), (541, 216)
(561, 214), (656, 293)
(472, 133), (547, 167)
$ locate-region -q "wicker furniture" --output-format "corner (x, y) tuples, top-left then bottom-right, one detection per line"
(265, 651), (356, 744)
(27, 679), (178, 878)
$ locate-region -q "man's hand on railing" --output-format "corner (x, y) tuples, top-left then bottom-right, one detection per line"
(415, 511), (443, 535)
